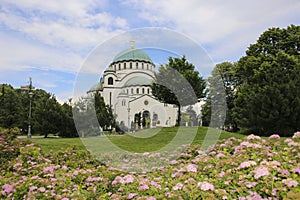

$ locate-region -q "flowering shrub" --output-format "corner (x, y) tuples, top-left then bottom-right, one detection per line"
(0, 128), (30, 170)
(0, 131), (300, 199)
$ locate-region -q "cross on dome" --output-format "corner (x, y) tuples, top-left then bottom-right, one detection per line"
(130, 39), (135, 49)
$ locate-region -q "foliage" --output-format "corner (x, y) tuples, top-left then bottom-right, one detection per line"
(0, 84), (77, 137)
(32, 90), (63, 137)
(59, 103), (78, 138)
(94, 93), (115, 129)
(0, 128), (30, 170)
(233, 25), (300, 136)
(202, 62), (239, 131)
(151, 56), (206, 126)
(0, 84), (23, 128)
(1, 127), (300, 199)
(72, 93), (115, 137)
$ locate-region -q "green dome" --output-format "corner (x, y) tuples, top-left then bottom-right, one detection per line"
(124, 77), (153, 87)
(113, 48), (152, 63)
(88, 82), (102, 92)
(104, 66), (115, 72)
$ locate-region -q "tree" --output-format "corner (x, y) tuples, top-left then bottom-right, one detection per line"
(32, 90), (63, 137)
(184, 106), (198, 126)
(202, 62), (239, 131)
(59, 103), (77, 138)
(0, 84), (22, 128)
(94, 93), (114, 129)
(233, 25), (300, 136)
(151, 56), (206, 126)
(72, 93), (115, 137)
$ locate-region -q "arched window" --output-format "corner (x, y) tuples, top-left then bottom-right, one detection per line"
(131, 88), (134, 94)
(146, 64), (149, 70)
(136, 88), (139, 94)
(142, 88), (145, 94)
(124, 63), (126, 69)
(130, 62), (132, 69)
(122, 99), (126, 106)
(136, 62), (138, 69)
(147, 88), (150, 94)
(108, 77), (113, 85)
(118, 64), (121, 70)
(142, 63), (144, 69)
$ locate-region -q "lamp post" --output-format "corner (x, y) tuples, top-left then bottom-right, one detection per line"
(28, 91), (33, 138)
(21, 77), (35, 138)
(27, 77), (33, 138)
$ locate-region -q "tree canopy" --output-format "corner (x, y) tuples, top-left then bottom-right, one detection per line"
(151, 56), (206, 126)
(233, 25), (300, 136)
(202, 62), (238, 131)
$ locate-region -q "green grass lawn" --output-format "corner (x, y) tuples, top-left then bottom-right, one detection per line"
(30, 126), (246, 154)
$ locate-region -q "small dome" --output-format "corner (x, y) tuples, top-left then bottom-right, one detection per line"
(124, 77), (153, 87)
(104, 66), (115, 72)
(113, 48), (152, 63)
(88, 82), (102, 92)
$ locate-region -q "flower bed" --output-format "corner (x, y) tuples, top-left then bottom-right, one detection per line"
(1, 129), (300, 199)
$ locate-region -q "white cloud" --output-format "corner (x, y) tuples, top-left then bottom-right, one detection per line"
(122, 0), (300, 62)
(0, 0), (128, 51)
(0, 31), (84, 72)
(0, 0), (299, 102)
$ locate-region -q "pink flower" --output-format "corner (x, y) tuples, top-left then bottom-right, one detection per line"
(147, 197), (156, 200)
(173, 183), (183, 191)
(2, 184), (15, 195)
(219, 171), (225, 178)
(123, 175), (134, 183)
(73, 170), (79, 176)
(62, 198), (69, 200)
(31, 176), (39, 180)
(269, 134), (280, 139)
(87, 177), (103, 183)
(292, 167), (300, 174)
(216, 152), (225, 158)
(138, 184), (149, 191)
(283, 178), (298, 188)
(293, 131), (300, 138)
(198, 182), (214, 191)
(239, 161), (257, 169)
(245, 182), (257, 188)
(170, 160), (177, 165)
(39, 187), (46, 193)
(280, 169), (290, 176)
(62, 165), (68, 170)
(246, 134), (261, 140)
(254, 166), (270, 179)
(284, 138), (293, 143)
(29, 186), (37, 192)
(270, 160), (281, 166)
(186, 164), (198, 172)
(127, 193), (137, 199)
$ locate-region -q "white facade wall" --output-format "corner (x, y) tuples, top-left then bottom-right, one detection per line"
(100, 54), (177, 130)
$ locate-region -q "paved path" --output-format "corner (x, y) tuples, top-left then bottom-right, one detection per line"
(18, 135), (59, 139)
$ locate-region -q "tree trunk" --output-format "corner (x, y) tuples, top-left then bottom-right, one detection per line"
(176, 105), (181, 126)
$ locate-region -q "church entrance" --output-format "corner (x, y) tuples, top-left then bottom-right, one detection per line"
(142, 110), (150, 128)
(134, 110), (151, 130)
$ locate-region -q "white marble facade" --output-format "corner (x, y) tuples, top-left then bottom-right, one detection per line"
(96, 47), (177, 130)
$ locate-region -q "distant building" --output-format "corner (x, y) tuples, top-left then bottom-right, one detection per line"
(88, 46), (177, 130)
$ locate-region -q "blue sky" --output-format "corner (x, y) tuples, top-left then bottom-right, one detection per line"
(0, 0), (299, 103)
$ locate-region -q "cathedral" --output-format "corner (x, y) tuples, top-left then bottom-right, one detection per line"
(89, 44), (177, 130)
